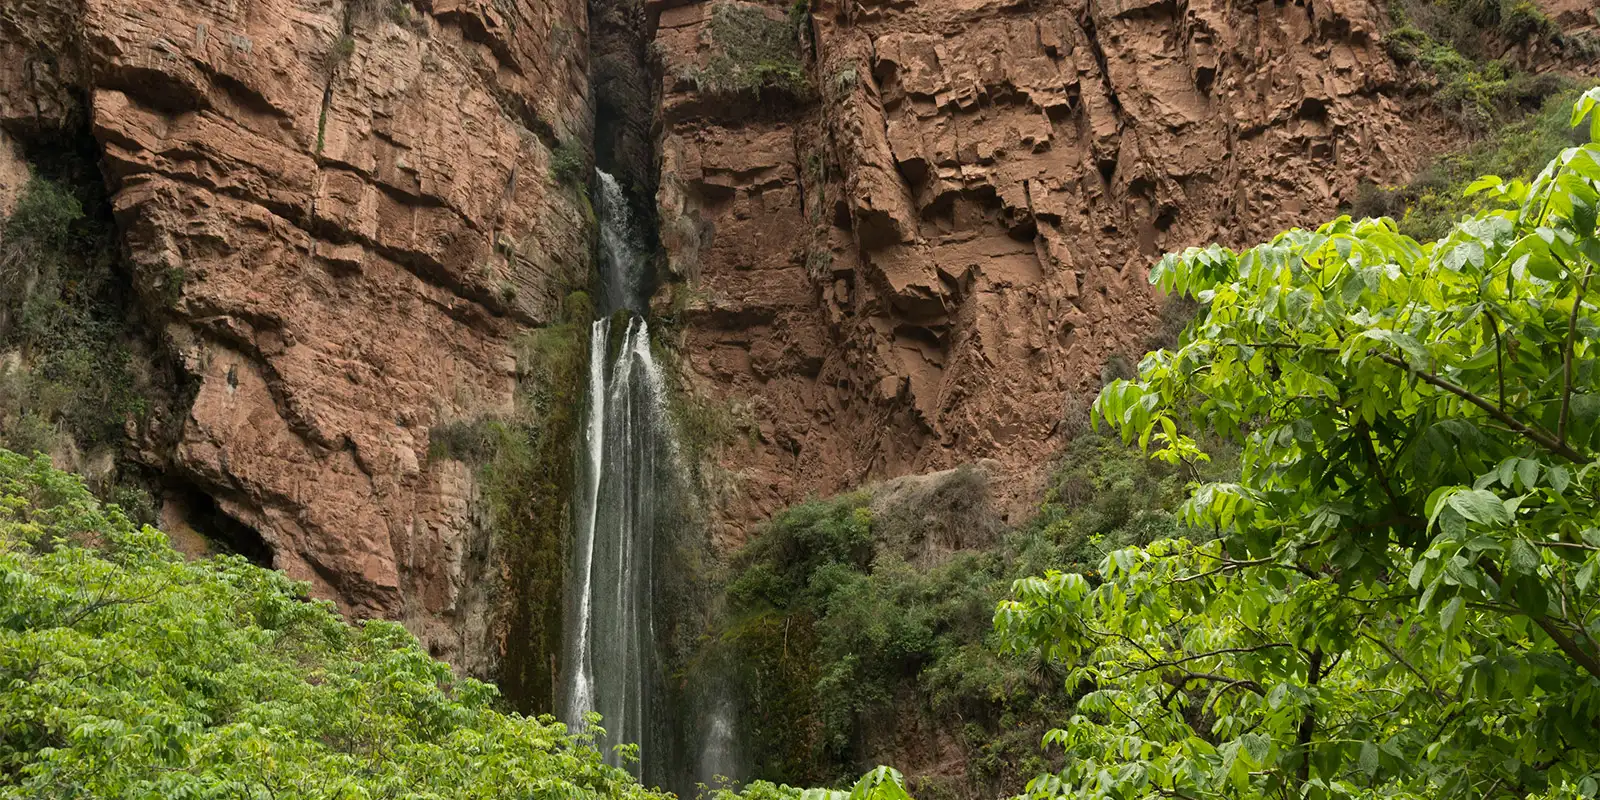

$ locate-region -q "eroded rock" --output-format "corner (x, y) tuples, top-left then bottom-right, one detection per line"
(0, 0), (592, 685)
(652, 0), (1466, 547)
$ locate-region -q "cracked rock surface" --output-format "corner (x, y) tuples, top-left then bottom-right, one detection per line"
(0, 0), (592, 674)
(652, 0), (1471, 547)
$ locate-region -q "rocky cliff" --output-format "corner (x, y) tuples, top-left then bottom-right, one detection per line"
(651, 0), (1580, 545)
(0, 0), (593, 685)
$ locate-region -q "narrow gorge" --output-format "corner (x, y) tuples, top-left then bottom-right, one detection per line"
(1, 0), (1597, 796)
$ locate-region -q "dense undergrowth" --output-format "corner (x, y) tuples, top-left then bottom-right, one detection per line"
(0, 146), (165, 522)
(0, 448), (661, 799)
(704, 434), (1238, 797)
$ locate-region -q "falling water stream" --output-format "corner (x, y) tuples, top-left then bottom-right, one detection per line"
(563, 169), (744, 788)
(563, 171), (673, 781)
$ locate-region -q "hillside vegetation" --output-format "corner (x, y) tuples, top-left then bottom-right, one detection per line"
(0, 448), (662, 800)
(703, 434), (1239, 795)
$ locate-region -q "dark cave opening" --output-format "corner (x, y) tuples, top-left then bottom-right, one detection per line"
(167, 484), (274, 567)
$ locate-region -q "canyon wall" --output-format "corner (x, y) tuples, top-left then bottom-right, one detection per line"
(0, 0), (1587, 717)
(653, 0), (1467, 545)
(0, 0), (592, 682)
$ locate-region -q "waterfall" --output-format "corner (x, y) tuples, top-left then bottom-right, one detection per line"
(564, 168), (744, 789)
(699, 697), (739, 784)
(563, 171), (673, 779)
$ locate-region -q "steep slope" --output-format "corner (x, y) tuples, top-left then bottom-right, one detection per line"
(0, 0), (592, 690)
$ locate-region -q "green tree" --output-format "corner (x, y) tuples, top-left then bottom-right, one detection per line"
(997, 87), (1600, 799)
(0, 448), (665, 800)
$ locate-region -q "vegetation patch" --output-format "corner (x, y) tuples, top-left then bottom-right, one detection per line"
(0, 148), (165, 525)
(704, 432), (1237, 794)
(551, 139), (589, 190)
(1351, 86), (1592, 238)
(0, 447), (661, 798)
(1383, 0), (1583, 132)
(679, 1), (811, 100)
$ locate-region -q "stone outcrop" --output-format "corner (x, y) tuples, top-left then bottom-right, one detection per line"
(652, 0), (1472, 546)
(0, 0), (592, 681)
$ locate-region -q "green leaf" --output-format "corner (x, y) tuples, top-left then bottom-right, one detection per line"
(1447, 489), (1511, 526)
(1550, 465), (1571, 495)
(1359, 741), (1380, 776)
(1240, 733), (1271, 766)
(1440, 595), (1464, 634)
(1513, 576), (1549, 617)
(1409, 558), (1429, 590)
(1516, 458), (1539, 491)
(1508, 539), (1541, 577)
(1464, 175), (1504, 196)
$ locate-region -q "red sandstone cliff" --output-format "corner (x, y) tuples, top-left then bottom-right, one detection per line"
(649, 0), (1569, 545)
(0, 0), (592, 677)
(0, 0), (1590, 696)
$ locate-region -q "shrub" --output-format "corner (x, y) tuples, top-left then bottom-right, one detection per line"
(1385, 0), (1567, 132)
(705, 430), (1239, 793)
(680, 2), (810, 99)
(551, 139), (588, 189)
(0, 448), (665, 799)
(0, 174), (147, 459)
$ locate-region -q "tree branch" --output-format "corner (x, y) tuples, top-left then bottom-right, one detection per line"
(1295, 648), (1323, 788)
(1482, 561), (1600, 680)
(1485, 313), (1507, 412)
(1373, 353), (1588, 464)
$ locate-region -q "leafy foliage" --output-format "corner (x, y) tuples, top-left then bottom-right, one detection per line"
(679, 1), (810, 100)
(0, 447), (665, 799)
(998, 89), (1600, 800)
(706, 764), (917, 800)
(711, 435), (1236, 794)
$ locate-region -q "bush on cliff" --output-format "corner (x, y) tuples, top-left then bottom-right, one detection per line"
(0, 171), (146, 461)
(0, 447), (662, 800)
(1351, 87), (1591, 240)
(679, 1), (810, 100)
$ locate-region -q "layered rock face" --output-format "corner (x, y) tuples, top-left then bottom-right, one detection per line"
(0, 0), (591, 675)
(653, 0), (1458, 544)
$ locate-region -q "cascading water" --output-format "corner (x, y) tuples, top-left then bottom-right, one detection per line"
(563, 171), (674, 780)
(699, 697), (739, 783)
